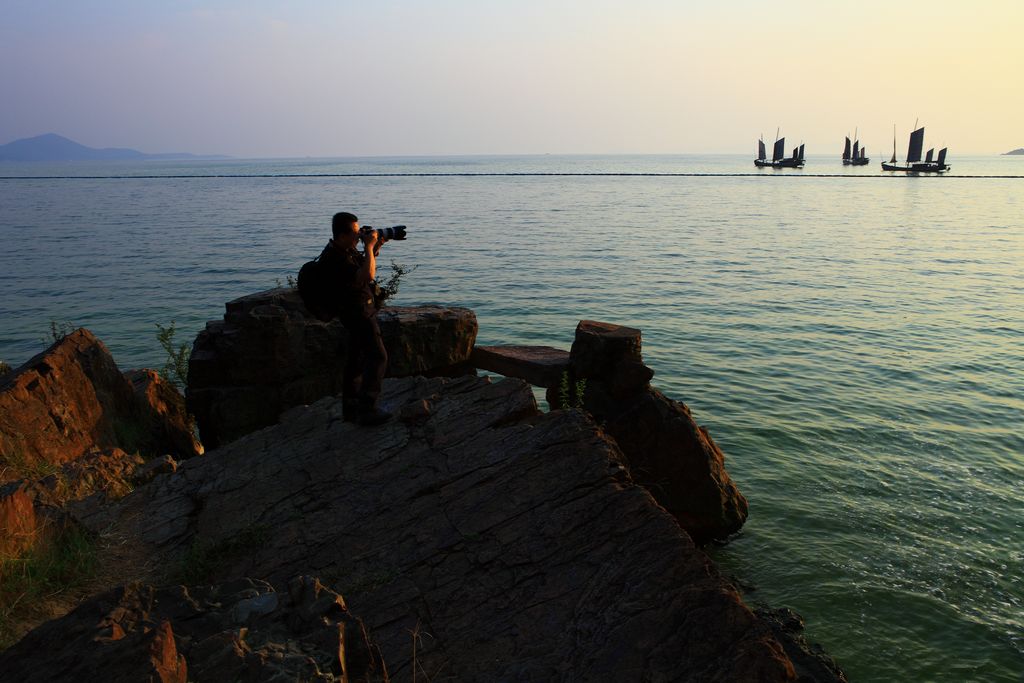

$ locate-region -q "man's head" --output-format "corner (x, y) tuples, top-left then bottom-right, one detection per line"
(332, 212), (359, 239)
(332, 211), (361, 249)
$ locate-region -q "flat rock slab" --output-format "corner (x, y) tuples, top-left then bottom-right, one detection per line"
(77, 375), (797, 681)
(470, 344), (570, 387)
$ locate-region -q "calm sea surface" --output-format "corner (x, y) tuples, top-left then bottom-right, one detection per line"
(2, 155), (1022, 681)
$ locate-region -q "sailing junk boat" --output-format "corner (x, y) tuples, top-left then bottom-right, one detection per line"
(842, 133), (869, 166)
(756, 133), (805, 168)
(881, 125), (950, 173)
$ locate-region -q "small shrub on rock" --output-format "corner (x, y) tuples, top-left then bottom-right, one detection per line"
(155, 321), (190, 389)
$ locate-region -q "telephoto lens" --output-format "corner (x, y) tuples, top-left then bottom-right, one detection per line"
(361, 225), (408, 241)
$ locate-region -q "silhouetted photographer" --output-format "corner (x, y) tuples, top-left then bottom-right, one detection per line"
(318, 211), (395, 426)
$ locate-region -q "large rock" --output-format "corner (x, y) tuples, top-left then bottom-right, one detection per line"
(186, 287), (477, 449)
(74, 374), (807, 681)
(0, 330), (200, 485)
(548, 320), (748, 543)
(0, 577), (386, 682)
(376, 305), (477, 377)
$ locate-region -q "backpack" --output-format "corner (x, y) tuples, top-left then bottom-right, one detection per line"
(297, 256), (336, 322)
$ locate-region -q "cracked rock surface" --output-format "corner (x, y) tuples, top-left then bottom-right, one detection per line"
(70, 374), (803, 681)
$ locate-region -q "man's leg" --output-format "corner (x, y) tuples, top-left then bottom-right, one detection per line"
(342, 315), (390, 425)
(341, 317), (366, 421)
(357, 315), (388, 411)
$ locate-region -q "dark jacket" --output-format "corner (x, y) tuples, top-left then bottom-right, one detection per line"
(318, 240), (377, 319)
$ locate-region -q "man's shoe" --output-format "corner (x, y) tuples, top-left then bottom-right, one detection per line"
(358, 408), (392, 426)
(342, 399), (363, 422)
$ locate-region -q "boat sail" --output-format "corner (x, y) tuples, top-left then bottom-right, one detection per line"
(842, 129), (870, 165)
(756, 130), (805, 168)
(882, 124), (950, 173)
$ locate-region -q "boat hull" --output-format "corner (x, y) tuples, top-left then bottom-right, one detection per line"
(843, 158), (870, 166)
(881, 162), (950, 173)
(755, 158), (805, 168)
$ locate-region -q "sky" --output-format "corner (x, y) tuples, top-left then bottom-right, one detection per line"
(2, 0), (1022, 157)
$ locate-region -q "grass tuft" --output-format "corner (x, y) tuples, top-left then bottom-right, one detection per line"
(556, 370), (587, 410)
(0, 448), (61, 484)
(175, 525), (270, 586)
(0, 522), (98, 650)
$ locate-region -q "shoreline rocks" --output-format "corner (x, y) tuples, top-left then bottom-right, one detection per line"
(0, 314), (846, 680)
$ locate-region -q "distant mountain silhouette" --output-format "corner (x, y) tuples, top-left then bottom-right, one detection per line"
(0, 133), (228, 161)
(1003, 148), (1024, 156)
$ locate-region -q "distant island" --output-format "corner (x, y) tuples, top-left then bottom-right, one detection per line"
(0, 133), (228, 162)
(1003, 148), (1024, 155)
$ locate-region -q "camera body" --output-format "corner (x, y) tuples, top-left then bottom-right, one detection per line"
(360, 225), (407, 241)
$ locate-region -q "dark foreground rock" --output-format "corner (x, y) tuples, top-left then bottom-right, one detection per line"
(0, 576), (386, 682)
(70, 374), (808, 681)
(186, 288), (477, 448)
(0, 330), (200, 485)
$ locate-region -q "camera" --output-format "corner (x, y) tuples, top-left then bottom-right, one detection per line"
(361, 225), (407, 241)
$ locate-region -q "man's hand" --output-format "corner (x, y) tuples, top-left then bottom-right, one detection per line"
(361, 229), (378, 250)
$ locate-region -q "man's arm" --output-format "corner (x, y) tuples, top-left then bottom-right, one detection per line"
(358, 231), (379, 283)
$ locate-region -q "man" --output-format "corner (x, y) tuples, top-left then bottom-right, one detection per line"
(319, 211), (391, 426)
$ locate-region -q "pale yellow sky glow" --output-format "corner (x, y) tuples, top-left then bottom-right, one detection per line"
(1, 1), (1021, 156)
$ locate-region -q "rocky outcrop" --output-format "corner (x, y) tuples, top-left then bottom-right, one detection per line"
(186, 287), (478, 449)
(547, 321), (748, 542)
(0, 330), (200, 485)
(74, 374), (802, 681)
(126, 370), (203, 460)
(0, 330), (140, 480)
(0, 576), (386, 682)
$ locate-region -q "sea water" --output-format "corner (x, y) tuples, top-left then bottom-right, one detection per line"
(1, 155), (1022, 681)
